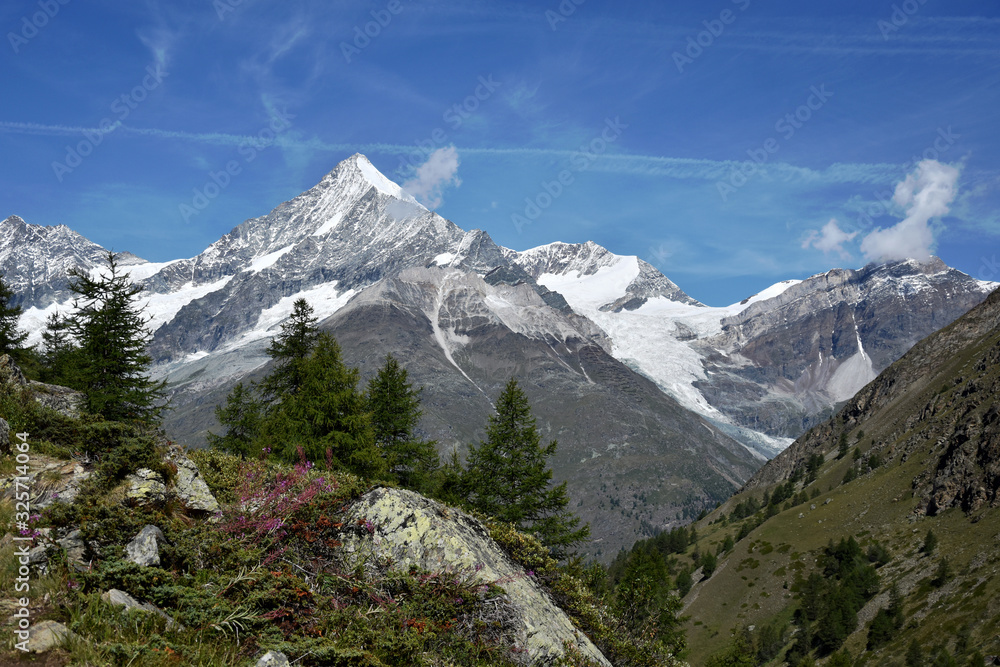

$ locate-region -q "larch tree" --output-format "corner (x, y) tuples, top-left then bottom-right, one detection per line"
(464, 377), (589, 559)
(262, 332), (384, 478)
(67, 251), (166, 423)
(259, 297), (319, 400)
(207, 381), (263, 458)
(366, 353), (438, 491)
(0, 272), (28, 358)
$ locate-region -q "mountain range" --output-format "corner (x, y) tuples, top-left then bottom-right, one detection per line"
(2, 153), (995, 559)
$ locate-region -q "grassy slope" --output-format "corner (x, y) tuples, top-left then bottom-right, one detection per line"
(680, 289), (1000, 665)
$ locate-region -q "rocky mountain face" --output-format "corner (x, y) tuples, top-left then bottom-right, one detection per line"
(518, 243), (996, 454)
(744, 284), (1000, 512)
(3, 153), (995, 559)
(679, 285), (1000, 664)
(0, 214), (143, 307)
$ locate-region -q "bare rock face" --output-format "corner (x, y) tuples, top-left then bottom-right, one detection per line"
(341, 487), (611, 667)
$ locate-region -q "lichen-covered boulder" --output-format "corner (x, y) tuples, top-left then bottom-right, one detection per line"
(342, 487), (611, 667)
(165, 446), (220, 513)
(125, 469), (167, 506)
(126, 525), (166, 567)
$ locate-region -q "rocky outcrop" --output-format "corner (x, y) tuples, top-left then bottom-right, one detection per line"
(0, 455), (91, 509)
(27, 381), (84, 419)
(342, 487), (611, 667)
(0, 417), (9, 455)
(165, 446), (220, 513)
(125, 525), (166, 567)
(0, 354), (85, 419)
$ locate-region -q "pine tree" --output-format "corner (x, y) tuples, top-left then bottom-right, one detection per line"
(259, 298), (319, 400)
(67, 252), (166, 422)
(207, 381), (263, 457)
(366, 354), (438, 491)
(464, 377), (589, 558)
(921, 529), (938, 555)
(263, 332), (384, 478)
(0, 272), (28, 357)
(40, 311), (85, 388)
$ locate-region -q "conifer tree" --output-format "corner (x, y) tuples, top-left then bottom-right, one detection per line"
(366, 353), (438, 491)
(259, 298), (319, 400)
(263, 332), (384, 478)
(67, 252), (166, 422)
(40, 311), (85, 388)
(207, 382), (263, 457)
(464, 377), (589, 558)
(0, 272), (28, 358)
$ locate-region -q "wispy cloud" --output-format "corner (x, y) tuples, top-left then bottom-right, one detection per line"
(0, 120), (957, 189)
(802, 219), (858, 259)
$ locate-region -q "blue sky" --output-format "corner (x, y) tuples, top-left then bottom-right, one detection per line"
(2, 0), (999, 305)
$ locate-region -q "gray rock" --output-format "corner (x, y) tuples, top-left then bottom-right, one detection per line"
(125, 525), (166, 567)
(26, 619), (75, 653)
(28, 380), (84, 419)
(255, 651), (291, 667)
(165, 447), (220, 513)
(0, 417), (9, 455)
(101, 588), (182, 630)
(125, 469), (167, 506)
(0, 354), (28, 390)
(343, 487), (612, 667)
(57, 529), (88, 566)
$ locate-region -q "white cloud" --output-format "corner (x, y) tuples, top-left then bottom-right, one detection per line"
(860, 160), (960, 262)
(802, 219), (858, 259)
(402, 146), (461, 209)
